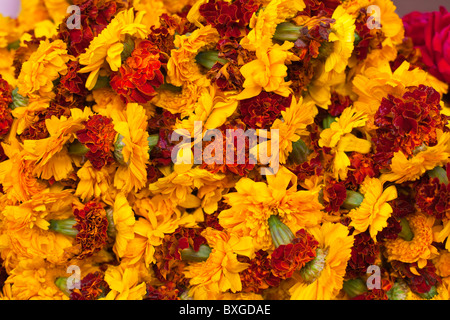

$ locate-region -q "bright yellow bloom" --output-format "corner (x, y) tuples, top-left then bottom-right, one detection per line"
(153, 83), (205, 118)
(237, 41), (298, 100)
(325, 5), (356, 74)
(384, 212), (438, 268)
(102, 262), (147, 300)
(0, 48), (16, 87)
(166, 24), (220, 87)
(270, 96), (318, 164)
(0, 14), (19, 49)
(111, 192), (136, 259)
(319, 107), (372, 180)
(289, 222), (354, 300)
(112, 103), (150, 194)
(75, 160), (115, 202)
(79, 9), (149, 90)
(42, 0), (69, 26)
(381, 131), (450, 184)
(348, 177), (398, 241)
(219, 166), (323, 251)
(17, 39), (71, 99)
(2, 258), (69, 300)
(240, 0), (305, 51)
(184, 228), (254, 298)
(134, 0), (167, 28)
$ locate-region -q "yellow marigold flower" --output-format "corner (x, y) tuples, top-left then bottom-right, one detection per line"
(75, 160), (115, 202)
(352, 61), (428, 116)
(102, 262), (147, 300)
(152, 83), (205, 118)
(270, 96), (318, 164)
(219, 166), (323, 251)
(79, 9), (149, 90)
(111, 192), (136, 259)
(92, 87), (126, 116)
(240, 0), (305, 51)
(325, 5), (356, 74)
(42, 0), (69, 26)
(184, 228), (254, 298)
(17, 39), (71, 99)
(3, 257), (69, 300)
(166, 24), (220, 87)
(0, 48), (17, 87)
(434, 251), (450, 279)
(318, 107), (372, 180)
(122, 195), (197, 266)
(134, 0), (167, 28)
(16, 0), (50, 35)
(381, 131), (450, 184)
(348, 177), (398, 241)
(22, 108), (91, 181)
(237, 41), (298, 100)
(289, 222), (354, 300)
(384, 212), (438, 267)
(0, 14), (19, 49)
(112, 103), (150, 194)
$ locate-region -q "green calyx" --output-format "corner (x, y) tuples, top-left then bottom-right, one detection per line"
(398, 218), (414, 241)
(181, 244), (212, 262)
(288, 139), (312, 164)
(195, 50), (228, 70)
(343, 278), (368, 298)
(427, 166), (449, 185)
(9, 87), (29, 110)
(55, 277), (71, 297)
(273, 22), (302, 42)
(322, 115), (337, 129)
(68, 140), (90, 156)
(417, 286), (438, 300)
(49, 218), (78, 237)
(121, 35), (135, 62)
(113, 134), (128, 165)
(268, 215), (295, 248)
(386, 281), (409, 300)
(342, 190), (365, 210)
(299, 247), (328, 283)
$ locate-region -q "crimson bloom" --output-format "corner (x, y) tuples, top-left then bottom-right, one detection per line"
(403, 7), (450, 84)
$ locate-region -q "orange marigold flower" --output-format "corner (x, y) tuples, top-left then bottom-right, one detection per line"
(110, 40), (165, 104)
(145, 282), (180, 300)
(70, 271), (111, 300)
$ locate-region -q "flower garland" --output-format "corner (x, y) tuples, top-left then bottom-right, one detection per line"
(0, 0), (449, 300)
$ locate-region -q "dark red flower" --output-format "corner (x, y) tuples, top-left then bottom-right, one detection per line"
(344, 152), (378, 189)
(403, 7), (450, 84)
(59, 61), (89, 96)
(239, 92), (292, 129)
(323, 179), (347, 212)
(70, 271), (110, 300)
(328, 92), (353, 117)
(72, 201), (109, 259)
(373, 85), (447, 168)
(76, 115), (117, 170)
(239, 250), (282, 294)
(346, 232), (380, 279)
(391, 260), (441, 295)
(110, 40), (165, 104)
(199, 0), (259, 38)
(58, 0), (123, 57)
(270, 229), (319, 279)
(0, 76), (13, 137)
(145, 282), (180, 300)
(415, 167), (450, 219)
(376, 216), (402, 242)
(351, 279), (392, 300)
(353, 8), (385, 61)
(291, 153), (323, 182)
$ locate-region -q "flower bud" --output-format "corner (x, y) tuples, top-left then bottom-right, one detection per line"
(268, 215), (295, 248)
(195, 50), (228, 70)
(299, 247), (328, 283)
(9, 87), (29, 110)
(398, 218), (414, 241)
(342, 190), (364, 210)
(273, 22), (302, 42)
(181, 244), (212, 262)
(343, 278), (368, 298)
(49, 218), (78, 237)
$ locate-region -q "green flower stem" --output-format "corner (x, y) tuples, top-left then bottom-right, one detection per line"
(427, 166), (449, 185)
(273, 22), (302, 42)
(398, 218), (414, 241)
(55, 277), (71, 297)
(342, 190), (364, 210)
(49, 218), (78, 237)
(195, 51), (228, 70)
(268, 215), (295, 248)
(181, 244), (212, 262)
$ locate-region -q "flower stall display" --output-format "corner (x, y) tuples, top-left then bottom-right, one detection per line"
(0, 0), (449, 300)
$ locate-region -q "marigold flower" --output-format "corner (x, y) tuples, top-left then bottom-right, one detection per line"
(102, 263), (147, 300)
(70, 271), (111, 300)
(384, 212), (438, 267)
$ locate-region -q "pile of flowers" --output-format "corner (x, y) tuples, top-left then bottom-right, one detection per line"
(0, 0), (449, 300)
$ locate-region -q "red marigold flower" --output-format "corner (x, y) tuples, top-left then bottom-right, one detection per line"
(270, 229), (319, 279)
(145, 282), (180, 300)
(72, 201), (109, 259)
(328, 92), (353, 117)
(373, 85), (447, 168)
(76, 115), (117, 170)
(110, 40), (165, 104)
(70, 271), (110, 300)
(376, 216), (402, 242)
(351, 279), (392, 300)
(239, 250), (282, 294)
(344, 152), (379, 188)
(239, 92), (292, 129)
(199, 0), (259, 38)
(415, 167), (450, 219)
(291, 153), (323, 182)
(300, 0), (341, 18)
(0, 75), (13, 137)
(58, 0), (123, 57)
(353, 8), (385, 61)
(391, 260), (442, 295)
(323, 179), (347, 213)
(346, 232), (380, 279)
(59, 61), (89, 96)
